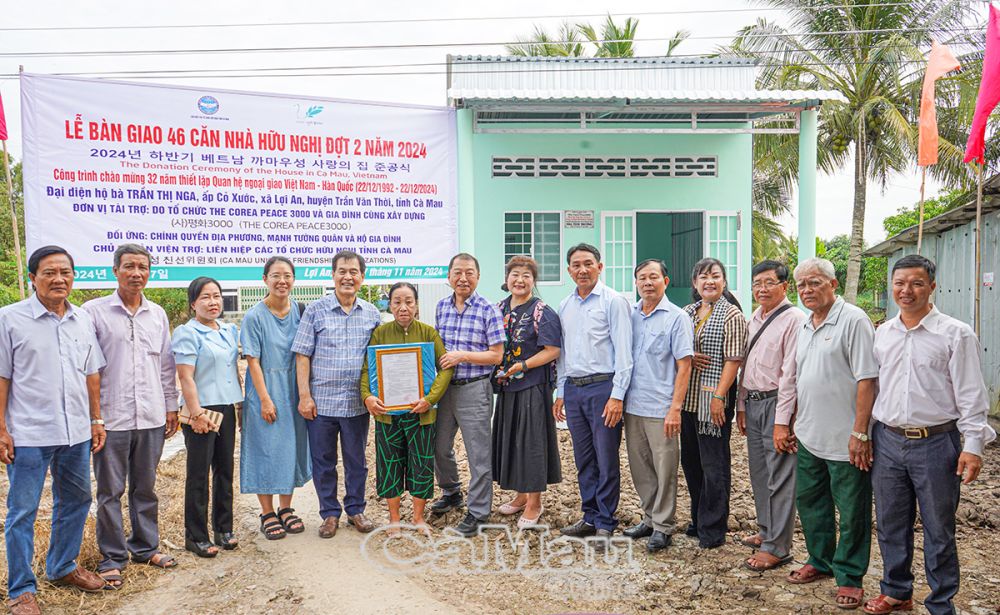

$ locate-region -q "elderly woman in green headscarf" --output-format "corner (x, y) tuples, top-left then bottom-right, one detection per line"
(361, 282), (453, 533)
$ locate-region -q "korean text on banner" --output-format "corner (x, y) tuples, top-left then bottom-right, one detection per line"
(19, 74), (458, 287)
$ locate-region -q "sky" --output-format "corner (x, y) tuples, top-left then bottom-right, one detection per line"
(0, 0), (975, 245)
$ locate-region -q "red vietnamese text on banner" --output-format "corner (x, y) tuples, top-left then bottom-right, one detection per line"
(0, 91), (8, 140)
(965, 3), (1000, 164)
(919, 41), (961, 166)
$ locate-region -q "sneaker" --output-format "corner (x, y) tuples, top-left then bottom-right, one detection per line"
(430, 492), (464, 515)
(453, 513), (487, 537)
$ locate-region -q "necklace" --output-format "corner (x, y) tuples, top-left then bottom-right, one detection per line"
(265, 296), (291, 318)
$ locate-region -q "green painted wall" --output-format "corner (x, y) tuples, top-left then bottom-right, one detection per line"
(458, 116), (753, 311)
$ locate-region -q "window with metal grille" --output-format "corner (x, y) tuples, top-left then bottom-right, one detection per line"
(492, 156), (718, 178)
(504, 212), (562, 283)
(707, 213), (740, 291)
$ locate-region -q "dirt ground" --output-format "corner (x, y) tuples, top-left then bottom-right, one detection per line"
(3, 426), (1000, 615)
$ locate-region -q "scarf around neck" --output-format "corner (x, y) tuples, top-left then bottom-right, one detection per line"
(684, 295), (731, 437)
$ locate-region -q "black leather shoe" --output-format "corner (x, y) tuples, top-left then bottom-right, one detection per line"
(591, 528), (613, 553)
(560, 518), (597, 537)
(213, 532), (238, 550)
(453, 513), (487, 537)
(647, 531), (672, 552)
(623, 522), (654, 539)
(430, 492), (464, 515)
(684, 523), (699, 537)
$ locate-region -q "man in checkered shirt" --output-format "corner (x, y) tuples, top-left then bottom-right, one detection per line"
(292, 251), (381, 539)
(431, 253), (505, 537)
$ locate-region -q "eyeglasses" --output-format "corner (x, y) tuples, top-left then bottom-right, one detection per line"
(267, 274), (294, 281)
(751, 280), (784, 290)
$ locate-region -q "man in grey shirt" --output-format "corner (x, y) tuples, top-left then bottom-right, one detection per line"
(785, 258), (878, 612)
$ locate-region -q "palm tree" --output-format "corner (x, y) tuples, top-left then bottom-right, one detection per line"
(506, 22), (585, 57)
(507, 17), (690, 59)
(578, 16), (640, 58)
(726, 0), (983, 303)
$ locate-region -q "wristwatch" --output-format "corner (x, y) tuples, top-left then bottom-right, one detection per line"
(91, 419), (105, 426)
(850, 431), (869, 442)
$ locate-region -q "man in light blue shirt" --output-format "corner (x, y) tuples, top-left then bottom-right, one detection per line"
(0, 246), (110, 612)
(622, 259), (693, 553)
(553, 244), (633, 547)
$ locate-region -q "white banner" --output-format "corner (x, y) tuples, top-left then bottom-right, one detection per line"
(20, 74), (458, 287)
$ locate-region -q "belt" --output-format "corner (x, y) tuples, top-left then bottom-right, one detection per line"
(746, 389), (778, 401)
(567, 373), (614, 386)
(883, 420), (957, 440)
(452, 374), (490, 386)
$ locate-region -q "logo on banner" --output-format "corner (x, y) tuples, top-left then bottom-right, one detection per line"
(197, 96), (220, 115)
(295, 103), (325, 125)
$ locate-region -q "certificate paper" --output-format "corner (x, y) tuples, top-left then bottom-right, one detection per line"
(375, 347), (424, 412)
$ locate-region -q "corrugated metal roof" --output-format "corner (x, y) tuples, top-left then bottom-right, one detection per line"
(864, 175), (1000, 257)
(448, 88), (846, 103)
(447, 55), (846, 105)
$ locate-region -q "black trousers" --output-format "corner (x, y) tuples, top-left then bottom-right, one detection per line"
(680, 407), (733, 548)
(182, 404), (236, 544)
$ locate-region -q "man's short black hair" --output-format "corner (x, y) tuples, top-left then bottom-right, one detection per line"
(332, 250), (366, 275)
(892, 254), (936, 282)
(448, 252), (480, 272)
(566, 243), (601, 265)
(751, 260), (790, 283)
(634, 258), (668, 278)
(28, 245), (74, 275)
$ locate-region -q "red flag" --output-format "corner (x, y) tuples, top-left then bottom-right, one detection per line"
(919, 42), (961, 166)
(965, 4), (1000, 164)
(0, 91), (8, 141)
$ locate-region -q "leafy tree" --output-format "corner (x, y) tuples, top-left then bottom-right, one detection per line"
(727, 0), (985, 304)
(0, 159), (24, 262)
(882, 188), (966, 237)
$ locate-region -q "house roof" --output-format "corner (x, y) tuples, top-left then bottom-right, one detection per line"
(863, 174), (1000, 257)
(447, 55), (847, 107)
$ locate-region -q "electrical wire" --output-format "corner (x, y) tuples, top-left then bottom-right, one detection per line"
(0, 26), (984, 58)
(0, 2), (956, 32)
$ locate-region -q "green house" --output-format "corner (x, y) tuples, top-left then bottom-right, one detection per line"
(447, 55), (842, 309)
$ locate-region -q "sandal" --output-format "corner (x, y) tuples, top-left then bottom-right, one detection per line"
(836, 586), (865, 610)
(738, 533), (763, 548)
(863, 595), (913, 614)
(260, 512), (287, 540)
(132, 552), (178, 569)
(277, 507), (305, 534)
(214, 531), (239, 550)
(99, 570), (123, 590)
(787, 564), (833, 584)
(185, 539), (219, 558)
(744, 553), (794, 572)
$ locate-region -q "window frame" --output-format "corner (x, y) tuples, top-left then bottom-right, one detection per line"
(503, 210), (564, 286)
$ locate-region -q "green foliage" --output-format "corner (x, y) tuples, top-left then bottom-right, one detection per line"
(145, 288), (192, 328)
(882, 188), (966, 237)
(0, 160), (24, 262)
(724, 0), (988, 302)
(506, 16), (689, 58)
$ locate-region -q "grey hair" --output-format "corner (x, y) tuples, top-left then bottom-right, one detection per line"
(113, 243), (151, 268)
(794, 257), (836, 281)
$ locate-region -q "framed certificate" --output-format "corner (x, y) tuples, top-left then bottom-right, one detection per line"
(368, 342), (437, 415)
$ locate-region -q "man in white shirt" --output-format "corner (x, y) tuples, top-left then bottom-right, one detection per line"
(864, 255), (996, 615)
